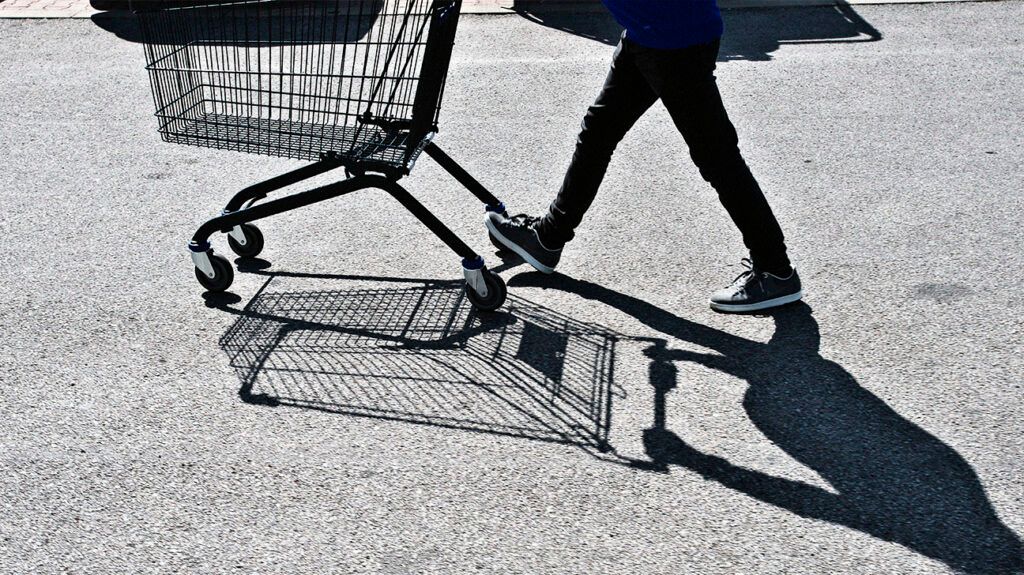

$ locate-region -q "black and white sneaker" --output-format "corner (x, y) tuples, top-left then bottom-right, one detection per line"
(485, 212), (561, 274)
(710, 259), (803, 313)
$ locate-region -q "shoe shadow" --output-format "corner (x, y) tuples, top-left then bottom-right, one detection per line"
(215, 272), (624, 456)
(508, 271), (1024, 575)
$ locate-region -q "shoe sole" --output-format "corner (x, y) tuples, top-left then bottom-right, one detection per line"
(709, 290), (804, 313)
(485, 217), (556, 274)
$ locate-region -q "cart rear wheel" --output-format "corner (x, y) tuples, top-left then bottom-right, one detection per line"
(195, 253), (234, 293)
(227, 223), (264, 259)
(466, 270), (507, 312)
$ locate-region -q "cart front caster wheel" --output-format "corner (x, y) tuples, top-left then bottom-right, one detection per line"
(466, 270), (507, 312)
(227, 223), (264, 259)
(195, 253), (234, 292)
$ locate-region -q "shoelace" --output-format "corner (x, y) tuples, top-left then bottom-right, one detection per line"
(508, 213), (541, 228)
(730, 258), (766, 293)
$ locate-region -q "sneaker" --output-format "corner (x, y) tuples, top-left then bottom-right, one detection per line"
(710, 259), (803, 313)
(485, 212), (562, 274)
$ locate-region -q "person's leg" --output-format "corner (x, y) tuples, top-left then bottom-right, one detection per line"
(533, 36), (660, 248)
(633, 39), (791, 275)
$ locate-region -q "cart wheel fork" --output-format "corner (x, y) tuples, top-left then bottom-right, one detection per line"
(190, 241), (216, 278)
(463, 256), (489, 298)
(226, 225), (248, 247)
(462, 256), (507, 312)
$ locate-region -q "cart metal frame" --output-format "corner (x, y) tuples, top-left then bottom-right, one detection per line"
(132, 0), (511, 310)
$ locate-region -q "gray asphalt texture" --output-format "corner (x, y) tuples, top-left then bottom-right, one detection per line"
(2, 2), (1023, 574)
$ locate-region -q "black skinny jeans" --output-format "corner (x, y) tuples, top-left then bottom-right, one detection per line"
(536, 35), (791, 275)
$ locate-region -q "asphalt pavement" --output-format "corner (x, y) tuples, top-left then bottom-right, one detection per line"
(1, 2), (1023, 573)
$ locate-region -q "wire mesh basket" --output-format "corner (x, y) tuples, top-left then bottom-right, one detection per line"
(134, 0), (459, 169)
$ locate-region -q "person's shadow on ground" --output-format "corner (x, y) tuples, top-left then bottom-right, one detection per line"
(510, 0), (882, 61)
(91, 0), (881, 62)
(509, 271), (1024, 575)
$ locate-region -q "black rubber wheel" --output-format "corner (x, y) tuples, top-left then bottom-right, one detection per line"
(465, 270), (507, 312)
(227, 223), (264, 259)
(195, 252), (234, 293)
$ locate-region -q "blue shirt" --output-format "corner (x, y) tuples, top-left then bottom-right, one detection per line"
(601, 0), (724, 50)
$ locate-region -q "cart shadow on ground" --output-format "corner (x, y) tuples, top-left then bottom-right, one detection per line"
(209, 265), (626, 459)
(208, 255), (1021, 574)
(511, 0), (882, 61)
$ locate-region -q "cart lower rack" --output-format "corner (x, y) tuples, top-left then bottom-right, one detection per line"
(132, 0), (510, 310)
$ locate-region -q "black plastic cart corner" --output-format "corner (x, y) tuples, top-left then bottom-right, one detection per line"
(132, 0), (510, 310)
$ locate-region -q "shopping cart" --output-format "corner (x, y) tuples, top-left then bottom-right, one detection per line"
(131, 0), (511, 310)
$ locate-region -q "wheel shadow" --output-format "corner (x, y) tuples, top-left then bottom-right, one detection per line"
(507, 270), (1024, 575)
(510, 0), (882, 61)
(214, 271), (624, 457)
